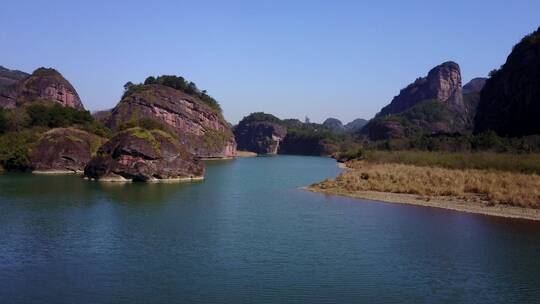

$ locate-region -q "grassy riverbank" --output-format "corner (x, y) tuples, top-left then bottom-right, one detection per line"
(309, 151), (540, 220)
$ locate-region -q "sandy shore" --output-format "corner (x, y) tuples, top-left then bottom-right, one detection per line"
(306, 186), (540, 221)
(236, 151), (258, 158)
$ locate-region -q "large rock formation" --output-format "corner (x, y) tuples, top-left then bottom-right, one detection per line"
(322, 118), (344, 132)
(463, 77), (487, 94)
(0, 67), (84, 109)
(30, 128), (105, 173)
(84, 128), (204, 182)
(475, 27), (540, 137)
(234, 121), (287, 154)
(0, 66), (29, 91)
(377, 61), (463, 117)
(107, 84), (236, 158)
(362, 61), (480, 140)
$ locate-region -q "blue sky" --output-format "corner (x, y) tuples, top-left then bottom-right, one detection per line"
(1, 1), (539, 124)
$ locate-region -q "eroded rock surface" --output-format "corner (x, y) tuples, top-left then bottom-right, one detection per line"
(84, 128), (204, 182)
(0, 67), (84, 109)
(107, 85), (236, 158)
(377, 61), (463, 117)
(30, 128), (105, 173)
(234, 121), (287, 154)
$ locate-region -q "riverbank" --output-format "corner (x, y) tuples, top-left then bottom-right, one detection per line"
(308, 159), (540, 221)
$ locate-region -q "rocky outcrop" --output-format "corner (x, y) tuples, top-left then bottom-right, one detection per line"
(344, 118), (368, 133)
(84, 128), (204, 182)
(475, 27), (540, 137)
(0, 67), (84, 109)
(107, 84), (236, 158)
(322, 118), (344, 132)
(30, 128), (105, 173)
(0, 66), (29, 91)
(463, 78), (487, 94)
(377, 61), (463, 117)
(362, 62), (481, 140)
(234, 121), (287, 154)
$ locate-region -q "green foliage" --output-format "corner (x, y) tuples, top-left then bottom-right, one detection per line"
(0, 108), (7, 134)
(117, 117), (177, 139)
(238, 112), (283, 125)
(0, 128), (42, 171)
(335, 148), (364, 162)
(123, 75), (222, 112)
(368, 132), (540, 154)
(25, 104), (93, 128)
(362, 150), (540, 175)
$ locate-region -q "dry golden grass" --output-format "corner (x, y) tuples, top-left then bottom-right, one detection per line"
(312, 161), (540, 208)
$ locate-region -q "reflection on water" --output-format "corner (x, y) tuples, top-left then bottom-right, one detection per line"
(1, 156), (540, 304)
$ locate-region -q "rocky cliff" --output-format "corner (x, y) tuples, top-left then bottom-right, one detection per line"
(475, 27), (540, 137)
(377, 61), (463, 117)
(234, 121), (287, 154)
(362, 62), (479, 140)
(0, 67), (84, 109)
(0, 66), (29, 91)
(233, 112), (360, 156)
(30, 128), (105, 173)
(107, 84), (236, 158)
(84, 128), (204, 182)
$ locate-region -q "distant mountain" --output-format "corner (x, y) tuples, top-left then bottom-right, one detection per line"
(463, 78), (487, 94)
(475, 27), (540, 137)
(0, 67), (84, 109)
(362, 61), (478, 140)
(377, 61), (464, 117)
(322, 118), (344, 132)
(344, 118), (368, 133)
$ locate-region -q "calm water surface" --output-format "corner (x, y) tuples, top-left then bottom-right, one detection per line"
(1, 156), (539, 303)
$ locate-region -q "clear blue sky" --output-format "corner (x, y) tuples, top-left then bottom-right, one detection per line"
(1, 1), (539, 124)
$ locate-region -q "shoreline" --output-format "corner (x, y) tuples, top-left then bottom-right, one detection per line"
(306, 187), (540, 222)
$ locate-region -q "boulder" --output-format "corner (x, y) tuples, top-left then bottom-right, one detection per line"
(84, 128), (204, 182)
(30, 128), (105, 173)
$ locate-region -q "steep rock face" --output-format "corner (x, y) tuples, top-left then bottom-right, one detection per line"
(0, 67), (84, 109)
(84, 128), (204, 182)
(322, 118), (344, 132)
(475, 27), (540, 136)
(463, 78), (487, 94)
(361, 62), (480, 140)
(344, 118), (368, 133)
(107, 84), (236, 158)
(377, 61), (463, 117)
(0, 66), (29, 91)
(30, 128), (105, 173)
(234, 121), (287, 154)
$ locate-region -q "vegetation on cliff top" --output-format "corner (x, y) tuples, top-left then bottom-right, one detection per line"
(237, 112), (363, 156)
(122, 75), (221, 112)
(0, 102), (111, 171)
(475, 26), (540, 136)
